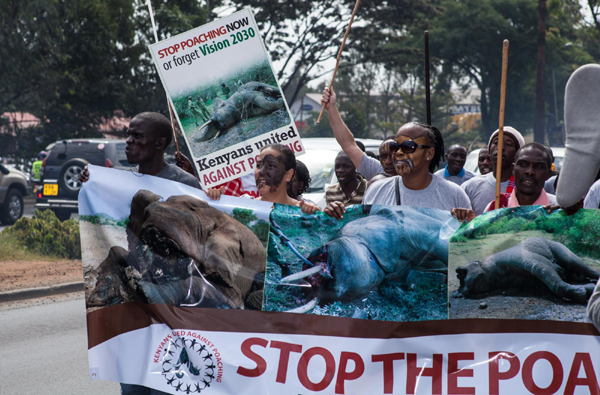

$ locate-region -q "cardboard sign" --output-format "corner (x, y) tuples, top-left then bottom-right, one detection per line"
(149, 9), (303, 188)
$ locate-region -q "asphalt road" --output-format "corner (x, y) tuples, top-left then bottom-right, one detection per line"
(0, 293), (120, 394)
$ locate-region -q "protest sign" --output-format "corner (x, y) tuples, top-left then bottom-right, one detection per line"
(148, 9), (302, 188)
(80, 166), (600, 394)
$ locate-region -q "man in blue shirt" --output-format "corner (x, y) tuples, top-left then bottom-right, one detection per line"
(434, 144), (475, 186)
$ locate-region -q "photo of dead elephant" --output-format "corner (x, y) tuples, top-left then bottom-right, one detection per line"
(174, 62), (292, 159)
(83, 190), (267, 312)
(448, 206), (600, 322)
(262, 204), (459, 322)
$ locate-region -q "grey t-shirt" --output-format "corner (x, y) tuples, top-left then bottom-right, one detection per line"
(155, 163), (202, 189)
(544, 175), (558, 194)
(434, 167), (476, 186)
(461, 172), (510, 215)
(357, 153), (384, 181)
(362, 175), (472, 211)
(584, 179), (600, 209)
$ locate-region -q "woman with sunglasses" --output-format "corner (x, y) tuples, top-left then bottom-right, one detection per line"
(321, 87), (474, 222)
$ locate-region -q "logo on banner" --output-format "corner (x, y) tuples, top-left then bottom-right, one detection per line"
(155, 331), (223, 393)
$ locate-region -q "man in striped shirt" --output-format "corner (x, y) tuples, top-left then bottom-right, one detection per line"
(325, 151), (367, 206)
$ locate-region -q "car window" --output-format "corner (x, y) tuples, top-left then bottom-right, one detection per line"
(300, 150), (338, 193)
(113, 142), (130, 167)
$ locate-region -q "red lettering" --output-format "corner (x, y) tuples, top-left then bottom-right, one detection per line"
(372, 353), (405, 394)
(248, 156), (256, 169)
(564, 353), (600, 395)
(406, 353), (443, 394)
(293, 140), (302, 153)
(270, 341), (302, 384)
(335, 352), (364, 394)
(448, 352), (475, 395)
(489, 352), (520, 395)
(522, 351), (563, 395)
(297, 347), (336, 391)
(236, 338), (268, 377)
(203, 174), (212, 185)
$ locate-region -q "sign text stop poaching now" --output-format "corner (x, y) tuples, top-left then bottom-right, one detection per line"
(157, 17), (254, 71)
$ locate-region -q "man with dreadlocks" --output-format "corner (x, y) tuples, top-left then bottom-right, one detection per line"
(320, 87), (474, 222)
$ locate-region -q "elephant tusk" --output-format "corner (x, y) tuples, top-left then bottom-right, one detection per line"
(198, 120), (212, 131)
(285, 297), (319, 314)
(280, 266), (323, 283)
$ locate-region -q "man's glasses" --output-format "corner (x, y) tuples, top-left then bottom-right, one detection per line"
(386, 140), (431, 154)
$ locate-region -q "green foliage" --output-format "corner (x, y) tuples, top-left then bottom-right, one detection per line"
(251, 220), (270, 248)
(3, 210), (81, 259)
(79, 214), (128, 227)
(453, 207), (600, 259)
(231, 208), (258, 227)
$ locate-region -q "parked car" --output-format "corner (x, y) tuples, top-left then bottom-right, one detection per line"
(36, 139), (129, 220)
(464, 146), (565, 175)
(300, 138), (384, 208)
(0, 163), (32, 224)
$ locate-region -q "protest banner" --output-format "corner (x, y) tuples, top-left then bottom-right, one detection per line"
(80, 166), (600, 394)
(148, 9), (302, 189)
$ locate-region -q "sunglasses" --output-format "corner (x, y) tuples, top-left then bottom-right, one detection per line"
(387, 140), (431, 154)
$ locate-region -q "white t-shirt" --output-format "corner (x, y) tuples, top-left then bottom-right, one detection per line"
(362, 175), (472, 211)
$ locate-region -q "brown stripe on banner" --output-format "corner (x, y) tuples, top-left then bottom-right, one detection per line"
(87, 302), (600, 349)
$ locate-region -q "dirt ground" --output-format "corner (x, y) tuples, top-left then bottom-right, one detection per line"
(0, 259), (83, 292)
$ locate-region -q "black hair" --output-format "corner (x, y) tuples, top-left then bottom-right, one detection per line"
(515, 142), (554, 169)
(294, 160), (311, 196)
(404, 122), (445, 173)
(134, 112), (173, 147)
(356, 141), (366, 152)
(260, 144), (297, 173)
(365, 151), (378, 159)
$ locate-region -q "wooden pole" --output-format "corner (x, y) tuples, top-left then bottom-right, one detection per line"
(316, 0), (361, 124)
(168, 102), (182, 157)
(147, 0), (181, 158)
(494, 40), (509, 209)
(425, 31), (431, 125)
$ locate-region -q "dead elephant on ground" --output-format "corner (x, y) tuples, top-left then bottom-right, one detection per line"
(87, 189), (266, 310)
(194, 82), (285, 142)
(455, 237), (600, 303)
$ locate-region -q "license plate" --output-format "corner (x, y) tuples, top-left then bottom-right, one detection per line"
(43, 184), (59, 196)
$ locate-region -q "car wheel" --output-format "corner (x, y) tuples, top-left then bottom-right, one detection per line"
(59, 159), (89, 198)
(53, 211), (72, 221)
(0, 189), (23, 225)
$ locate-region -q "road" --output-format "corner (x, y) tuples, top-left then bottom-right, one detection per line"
(0, 293), (120, 394)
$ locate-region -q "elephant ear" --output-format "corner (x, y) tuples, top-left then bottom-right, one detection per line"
(128, 190), (162, 239)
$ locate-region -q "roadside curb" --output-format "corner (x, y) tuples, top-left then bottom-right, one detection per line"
(0, 282), (84, 303)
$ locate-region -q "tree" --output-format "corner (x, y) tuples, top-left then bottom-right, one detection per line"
(429, 0), (539, 140)
(0, 0), (207, 159)
(534, 0), (548, 143)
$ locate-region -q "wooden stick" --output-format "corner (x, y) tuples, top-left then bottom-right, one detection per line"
(494, 40), (509, 210)
(425, 31), (431, 125)
(168, 102), (182, 157)
(317, 0), (361, 124)
(146, 0), (181, 158)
